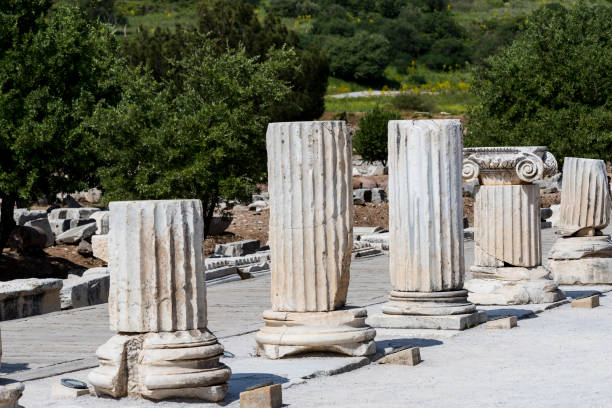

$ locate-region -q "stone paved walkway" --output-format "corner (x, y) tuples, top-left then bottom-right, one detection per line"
(0, 227), (577, 382)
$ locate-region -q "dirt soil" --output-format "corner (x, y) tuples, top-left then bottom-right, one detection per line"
(0, 245), (105, 282)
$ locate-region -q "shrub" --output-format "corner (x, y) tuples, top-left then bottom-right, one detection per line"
(467, 4), (612, 163)
(324, 31), (392, 83)
(391, 93), (436, 112)
(353, 106), (402, 165)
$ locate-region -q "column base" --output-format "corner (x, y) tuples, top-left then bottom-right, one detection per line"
(88, 329), (231, 402)
(0, 379), (24, 408)
(255, 308), (376, 359)
(367, 290), (484, 330)
(466, 266), (566, 305)
(548, 235), (612, 285)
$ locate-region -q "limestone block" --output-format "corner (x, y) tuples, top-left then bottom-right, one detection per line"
(91, 234), (109, 262)
(24, 218), (54, 247)
(13, 209), (47, 226)
(571, 295), (599, 308)
(485, 316), (517, 329)
(90, 211), (109, 235)
(354, 226), (386, 237)
(367, 310), (486, 330)
(549, 258), (612, 285)
(266, 121), (353, 312)
(83, 267), (109, 277)
(0, 278), (62, 320)
(56, 222), (96, 244)
(60, 273), (110, 309)
(549, 204), (561, 227)
(248, 201), (269, 211)
(558, 157), (611, 236)
(548, 236), (612, 284)
(377, 347), (421, 366)
(214, 239), (260, 257)
(49, 207), (100, 221)
(473, 184), (541, 267)
(353, 188), (372, 203)
(239, 383), (282, 408)
(108, 200), (207, 332)
(0, 379), (24, 408)
(387, 120), (465, 292)
(371, 188), (387, 203)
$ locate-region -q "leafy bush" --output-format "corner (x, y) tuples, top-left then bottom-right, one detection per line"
(0, 1), (123, 250)
(93, 39), (297, 238)
(391, 93), (436, 112)
(467, 4), (612, 163)
(324, 31), (392, 83)
(353, 106), (402, 165)
(420, 37), (471, 69)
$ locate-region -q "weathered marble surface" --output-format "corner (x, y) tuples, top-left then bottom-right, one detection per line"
(548, 158), (612, 284)
(387, 120), (465, 292)
(257, 121), (375, 358)
(0, 331), (24, 408)
(370, 120), (480, 329)
(463, 147), (564, 305)
(557, 157), (611, 236)
(108, 200), (207, 332)
(89, 200), (229, 401)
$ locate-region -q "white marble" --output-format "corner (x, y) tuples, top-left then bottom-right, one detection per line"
(89, 200), (229, 401)
(463, 147), (564, 305)
(257, 121), (375, 358)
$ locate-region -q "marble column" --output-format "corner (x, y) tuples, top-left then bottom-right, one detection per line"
(255, 121), (376, 359)
(367, 119), (485, 330)
(463, 147), (566, 305)
(548, 157), (612, 284)
(89, 200), (231, 401)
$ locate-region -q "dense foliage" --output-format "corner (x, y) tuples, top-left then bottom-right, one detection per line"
(121, 0), (328, 122)
(0, 1), (122, 250)
(466, 4), (612, 163)
(92, 39), (296, 237)
(353, 107), (401, 165)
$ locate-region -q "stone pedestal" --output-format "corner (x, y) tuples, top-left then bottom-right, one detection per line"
(548, 157), (612, 284)
(368, 120), (483, 330)
(89, 200), (230, 401)
(255, 121), (376, 358)
(463, 147), (565, 305)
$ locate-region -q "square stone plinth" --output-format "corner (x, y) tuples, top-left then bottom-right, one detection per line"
(240, 383), (282, 408)
(366, 311), (487, 330)
(571, 295), (600, 309)
(485, 316), (518, 329)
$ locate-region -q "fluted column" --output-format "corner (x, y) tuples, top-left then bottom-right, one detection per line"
(388, 120), (464, 291)
(549, 157), (612, 284)
(90, 200), (230, 401)
(108, 200), (206, 332)
(368, 120), (483, 331)
(558, 157), (611, 236)
(257, 121), (375, 359)
(463, 147), (565, 305)
(267, 121), (352, 312)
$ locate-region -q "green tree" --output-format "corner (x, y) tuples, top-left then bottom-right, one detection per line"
(353, 106), (401, 165)
(91, 39), (296, 237)
(466, 4), (612, 163)
(0, 1), (122, 251)
(324, 31), (392, 83)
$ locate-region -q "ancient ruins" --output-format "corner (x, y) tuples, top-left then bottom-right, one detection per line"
(548, 157), (612, 284)
(255, 121), (377, 359)
(368, 119), (485, 330)
(463, 146), (566, 305)
(88, 200), (231, 401)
